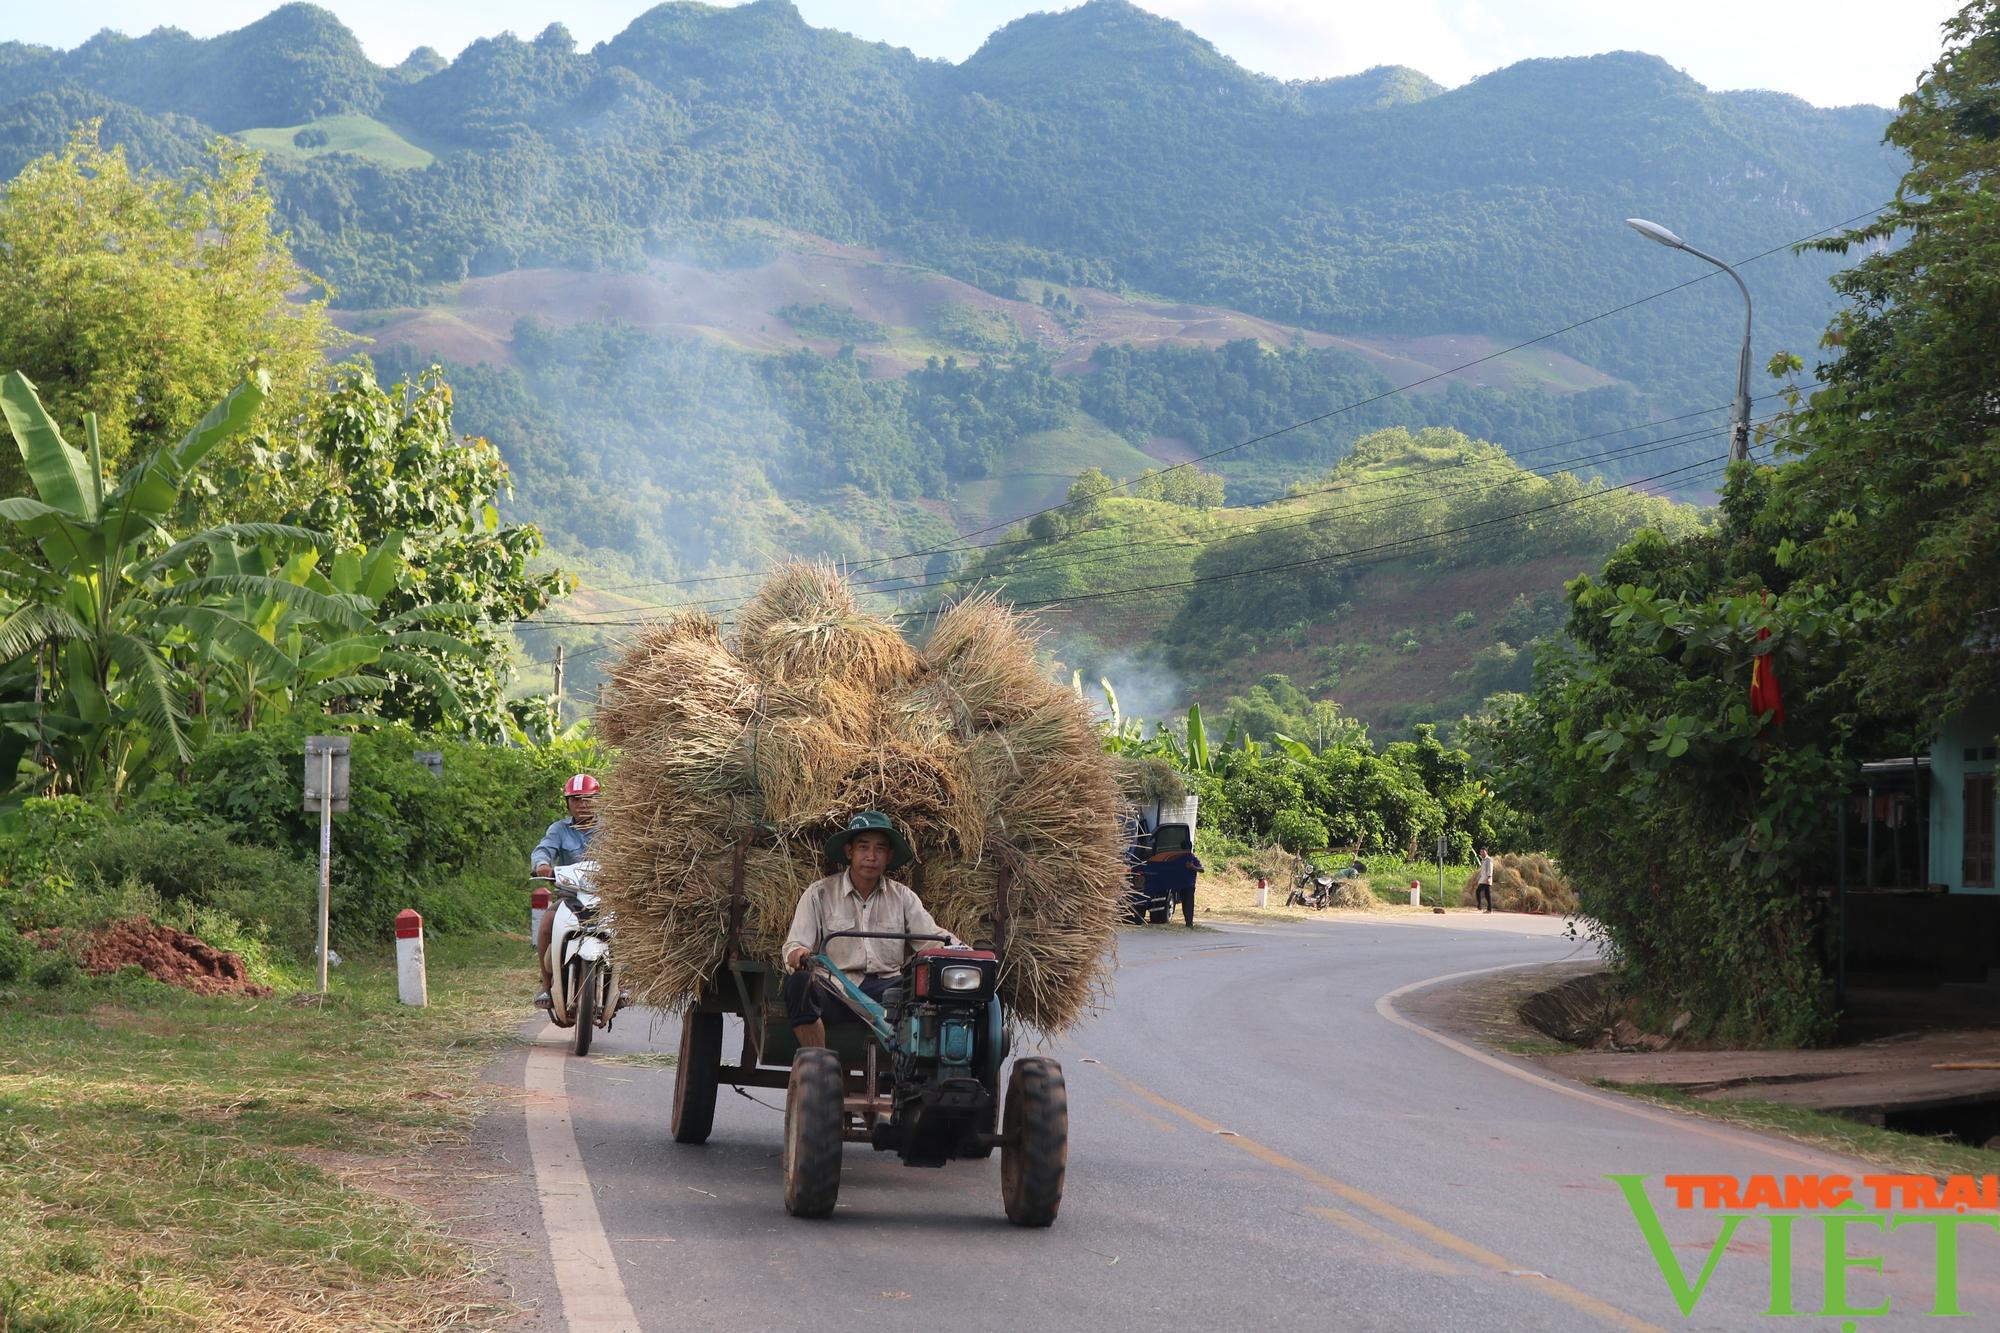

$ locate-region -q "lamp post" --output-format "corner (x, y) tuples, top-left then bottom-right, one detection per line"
(1626, 218), (1753, 463)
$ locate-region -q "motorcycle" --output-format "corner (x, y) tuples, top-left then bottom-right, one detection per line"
(535, 860), (623, 1055)
(1285, 866), (1335, 910)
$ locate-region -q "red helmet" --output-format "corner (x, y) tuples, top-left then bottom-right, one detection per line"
(563, 773), (600, 798)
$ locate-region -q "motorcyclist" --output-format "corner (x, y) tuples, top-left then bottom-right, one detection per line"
(531, 773), (599, 1010)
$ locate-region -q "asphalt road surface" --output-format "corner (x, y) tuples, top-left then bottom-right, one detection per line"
(484, 914), (2000, 1331)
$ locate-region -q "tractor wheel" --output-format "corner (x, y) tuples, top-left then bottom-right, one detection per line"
(1001, 1057), (1068, 1227)
(671, 1010), (723, 1145)
(784, 1048), (846, 1218)
(570, 961), (596, 1056)
(1146, 906), (1169, 924)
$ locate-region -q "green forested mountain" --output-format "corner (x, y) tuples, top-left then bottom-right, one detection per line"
(0, 0), (1907, 725)
(2, 0), (1896, 395)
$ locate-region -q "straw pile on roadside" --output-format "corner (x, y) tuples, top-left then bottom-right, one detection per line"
(1461, 852), (1577, 914)
(593, 568), (1126, 1036)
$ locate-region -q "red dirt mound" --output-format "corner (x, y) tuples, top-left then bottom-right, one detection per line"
(67, 918), (271, 997)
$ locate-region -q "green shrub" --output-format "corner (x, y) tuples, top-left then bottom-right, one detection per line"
(0, 797), (112, 930)
(139, 720), (599, 943)
(1270, 808), (1328, 854)
(0, 926), (34, 983)
(59, 821), (319, 959)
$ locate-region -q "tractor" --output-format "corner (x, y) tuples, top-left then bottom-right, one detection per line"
(670, 851), (1068, 1226)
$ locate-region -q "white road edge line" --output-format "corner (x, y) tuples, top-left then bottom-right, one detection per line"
(1374, 962), (1884, 1173)
(525, 1026), (644, 1332)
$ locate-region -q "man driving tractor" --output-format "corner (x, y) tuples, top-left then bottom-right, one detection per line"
(782, 811), (960, 1048)
(530, 772), (600, 1010)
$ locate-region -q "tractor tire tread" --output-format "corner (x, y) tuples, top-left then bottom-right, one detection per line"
(570, 962), (595, 1056)
(1001, 1056), (1068, 1227)
(671, 1010), (723, 1145)
(784, 1048), (845, 1219)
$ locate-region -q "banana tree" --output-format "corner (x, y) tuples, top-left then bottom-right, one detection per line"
(0, 370), (361, 795)
(174, 533), (485, 735)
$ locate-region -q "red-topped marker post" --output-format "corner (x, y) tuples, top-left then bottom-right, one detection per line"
(395, 909), (427, 1007)
(530, 884), (550, 938)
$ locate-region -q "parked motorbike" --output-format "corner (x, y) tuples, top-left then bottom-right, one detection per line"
(1286, 866), (1335, 910)
(534, 861), (623, 1055)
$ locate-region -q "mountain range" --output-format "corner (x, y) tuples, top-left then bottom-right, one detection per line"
(0, 0), (1913, 728)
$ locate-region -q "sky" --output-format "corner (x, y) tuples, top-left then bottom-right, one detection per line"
(6, 0), (1965, 109)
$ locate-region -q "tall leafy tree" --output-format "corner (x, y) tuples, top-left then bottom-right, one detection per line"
(283, 365), (571, 738)
(0, 126), (345, 497)
(1771, 1), (2000, 716)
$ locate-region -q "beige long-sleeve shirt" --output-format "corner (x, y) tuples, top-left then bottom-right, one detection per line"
(782, 872), (959, 980)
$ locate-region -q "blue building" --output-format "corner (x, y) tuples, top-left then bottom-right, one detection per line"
(1927, 697), (2000, 894)
(1844, 699), (2000, 986)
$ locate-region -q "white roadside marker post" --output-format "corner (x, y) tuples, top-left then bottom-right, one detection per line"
(396, 909), (428, 1007)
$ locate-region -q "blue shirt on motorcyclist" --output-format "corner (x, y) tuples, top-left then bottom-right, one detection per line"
(531, 817), (596, 873)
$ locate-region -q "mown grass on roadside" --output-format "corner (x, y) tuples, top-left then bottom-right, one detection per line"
(1608, 1081), (2000, 1179)
(0, 932), (534, 1331)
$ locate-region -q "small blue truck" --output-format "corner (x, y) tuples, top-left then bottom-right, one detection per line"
(1122, 796), (1200, 924)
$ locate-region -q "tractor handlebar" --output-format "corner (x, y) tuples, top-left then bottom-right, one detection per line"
(818, 929), (954, 946)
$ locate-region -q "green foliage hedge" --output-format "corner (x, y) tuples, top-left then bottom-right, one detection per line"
(138, 721), (599, 945)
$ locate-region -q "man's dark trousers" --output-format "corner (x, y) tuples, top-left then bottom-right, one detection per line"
(784, 967), (896, 1027)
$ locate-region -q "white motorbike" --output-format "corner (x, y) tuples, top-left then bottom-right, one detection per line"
(538, 861), (623, 1055)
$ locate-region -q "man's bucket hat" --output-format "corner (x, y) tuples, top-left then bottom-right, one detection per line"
(823, 810), (914, 872)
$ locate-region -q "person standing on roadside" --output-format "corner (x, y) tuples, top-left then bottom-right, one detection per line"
(1474, 846), (1495, 913)
(1153, 847), (1205, 927)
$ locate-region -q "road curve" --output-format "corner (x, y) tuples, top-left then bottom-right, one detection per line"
(483, 915), (1998, 1331)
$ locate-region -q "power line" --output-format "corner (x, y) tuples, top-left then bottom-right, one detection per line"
(528, 408), (1759, 625)
(521, 448), (1734, 632)
(581, 204), (1884, 599)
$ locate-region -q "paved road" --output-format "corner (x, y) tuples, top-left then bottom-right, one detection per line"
(485, 914), (2000, 1330)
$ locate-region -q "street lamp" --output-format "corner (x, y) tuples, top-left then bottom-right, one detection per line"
(1626, 218), (1753, 464)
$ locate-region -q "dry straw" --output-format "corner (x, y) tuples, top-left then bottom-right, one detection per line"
(1462, 852), (1577, 914)
(594, 565), (1126, 1035)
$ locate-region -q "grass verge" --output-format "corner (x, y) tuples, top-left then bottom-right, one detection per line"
(0, 931), (533, 1331)
(1604, 1082), (2000, 1179)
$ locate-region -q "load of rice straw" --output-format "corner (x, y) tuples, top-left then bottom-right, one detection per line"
(1329, 877), (1377, 911)
(1460, 852), (1577, 914)
(1116, 756), (1186, 806)
(594, 568), (1126, 1036)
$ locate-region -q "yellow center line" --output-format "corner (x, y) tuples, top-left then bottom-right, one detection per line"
(1305, 1206), (1465, 1278)
(1084, 1055), (1664, 1333)
(1109, 1095), (1182, 1135)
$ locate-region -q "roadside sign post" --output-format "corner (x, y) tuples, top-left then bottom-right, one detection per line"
(304, 736), (352, 995)
(1435, 835), (1448, 910)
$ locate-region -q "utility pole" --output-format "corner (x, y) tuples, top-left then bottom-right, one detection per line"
(552, 644), (566, 722)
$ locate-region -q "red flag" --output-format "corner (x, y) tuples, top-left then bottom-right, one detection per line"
(1750, 627), (1785, 727)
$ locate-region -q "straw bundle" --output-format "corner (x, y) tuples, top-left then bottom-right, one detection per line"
(735, 563), (921, 690)
(594, 564), (1126, 1035)
(1330, 877), (1378, 910)
(1461, 853), (1577, 914)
